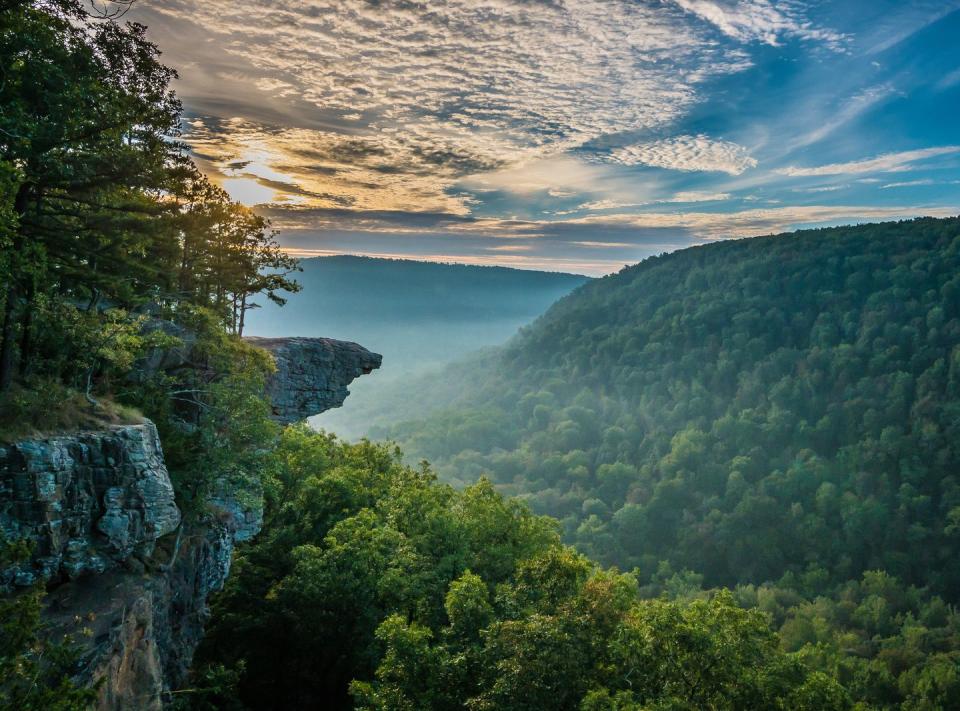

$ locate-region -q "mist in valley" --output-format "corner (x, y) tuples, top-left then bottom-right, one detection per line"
(242, 255), (589, 438)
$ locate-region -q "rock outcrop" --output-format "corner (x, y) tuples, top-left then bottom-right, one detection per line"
(44, 493), (259, 709)
(246, 336), (382, 424)
(1, 333), (380, 709)
(0, 423), (181, 587)
(134, 323), (382, 425)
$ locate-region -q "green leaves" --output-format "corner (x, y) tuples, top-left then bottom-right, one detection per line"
(193, 431), (852, 710)
(0, 2), (299, 393)
(0, 539), (97, 711)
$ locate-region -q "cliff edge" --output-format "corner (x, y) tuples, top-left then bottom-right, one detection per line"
(0, 335), (381, 709)
(245, 336), (382, 424)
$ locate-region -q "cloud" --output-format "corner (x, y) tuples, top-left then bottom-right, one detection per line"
(881, 179), (960, 189)
(460, 156), (608, 197)
(258, 204), (960, 275)
(572, 241), (636, 248)
(262, 203), (960, 242)
(881, 179), (936, 189)
(577, 192), (730, 211)
(777, 146), (960, 177)
(578, 200), (643, 212)
(938, 67), (960, 91)
(794, 185), (847, 193)
(560, 205), (960, 238)
(668, 191), (733, 202)
(790, 84), (896, 149)
(864, 1), (960, 55)
(669, 0), (847, 49)
(610, 135), (757, 175)
(137, 0), (766, 213)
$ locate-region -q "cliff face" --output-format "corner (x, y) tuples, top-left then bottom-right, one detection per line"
(0, 335), (380, 709)
(246, 336), (382, 424)
(44, 503), (255, 710)
(0, 423), (180, 587)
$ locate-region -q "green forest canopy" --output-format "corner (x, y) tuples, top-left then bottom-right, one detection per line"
(195, 427), (960, 710)
(4, 2), (960, 709)
(196, 217), (960, 711)
(381, 217), (960, 598)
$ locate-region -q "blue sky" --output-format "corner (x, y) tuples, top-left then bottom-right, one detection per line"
(133, 0), (960, 274)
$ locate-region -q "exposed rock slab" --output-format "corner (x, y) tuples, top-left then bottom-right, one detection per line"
(41, 474), (262, 709)
(0, 332), (380, 707)
(245, 336), (382, 424)
(0, 423), (181, 587)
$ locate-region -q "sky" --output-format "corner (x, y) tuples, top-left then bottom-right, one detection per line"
(129, 0), (960, 275)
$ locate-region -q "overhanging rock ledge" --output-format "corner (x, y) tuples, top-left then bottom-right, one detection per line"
(245, 336), (382, 424)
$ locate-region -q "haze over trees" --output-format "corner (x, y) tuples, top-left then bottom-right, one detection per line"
(362, 216), (960, 709)
(380, 218), (960, 591)
(242, 255), (587, 439)
(188, 217), (960, 710)
(4, 2), (960, 710)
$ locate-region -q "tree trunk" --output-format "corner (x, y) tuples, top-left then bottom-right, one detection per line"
(238, 293), (247, 337)
(16, 276), (34, 377)
(0, 283), (19, 391)
(0, 184), (31, 390)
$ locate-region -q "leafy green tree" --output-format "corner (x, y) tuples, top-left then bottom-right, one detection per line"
(0, 540), (97, 710)
(192, 431), (853, 710)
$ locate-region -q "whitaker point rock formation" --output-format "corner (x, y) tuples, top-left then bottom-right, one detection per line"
(1, 331), (381, 708)
(245, 336), (382, 424)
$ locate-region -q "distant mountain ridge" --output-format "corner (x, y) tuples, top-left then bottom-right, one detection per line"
(243, 255), (590, 371)
(242, 255), (589, 437)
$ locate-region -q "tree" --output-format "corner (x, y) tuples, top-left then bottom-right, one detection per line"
(172, 175), (300, 335)
(0, 0), (182, 387)
(0, 540), (97, 710)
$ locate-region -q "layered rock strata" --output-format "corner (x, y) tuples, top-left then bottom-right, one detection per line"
(0, 423), (180, 587)
(1, 334), (379, 708)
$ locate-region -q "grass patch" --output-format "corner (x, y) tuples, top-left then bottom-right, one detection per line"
(0, 380), (143, 444)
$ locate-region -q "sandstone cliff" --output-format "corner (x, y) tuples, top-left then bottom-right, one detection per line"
(0, 423), (180, 587)
(0, 335), (380, 709)
(245, 336), (382, 424)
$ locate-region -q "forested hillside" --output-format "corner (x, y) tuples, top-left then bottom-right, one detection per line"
(181, 217), (960, 711)
(366, 218), (960, 706)
(5, 2), (960, 709)
(384, 217), (960, 594)
(191, 428), (850, 711)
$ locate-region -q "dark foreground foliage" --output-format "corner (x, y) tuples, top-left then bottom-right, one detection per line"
(193, 429), (851, 711)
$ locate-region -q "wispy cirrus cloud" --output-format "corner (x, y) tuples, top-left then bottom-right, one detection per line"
(127, 0), (959, 273)
(263, 203), (959, 240)
(577, 192), (731, 212)
(557, 204), (960, 239)
(881, 179), (936, 189)
(260, 203), (960, 275)
(778, 146), (960, 177)
(132, 0), (847, 213)
(140, 0), (769, 211)
(669, 0), (848, 49)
